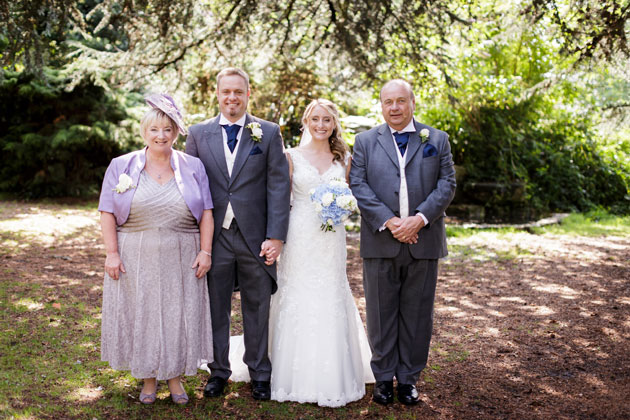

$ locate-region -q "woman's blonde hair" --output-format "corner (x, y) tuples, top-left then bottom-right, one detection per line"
(139, 108), (177, 142)
(301, 99), (349, 163)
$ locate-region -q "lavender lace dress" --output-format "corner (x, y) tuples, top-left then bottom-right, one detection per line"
(101, 171), (213, 380)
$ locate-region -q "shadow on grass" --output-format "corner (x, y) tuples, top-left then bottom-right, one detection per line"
(1, 202), (629, 419)
(432, 231), (630, 419)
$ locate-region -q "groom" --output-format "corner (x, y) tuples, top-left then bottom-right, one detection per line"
(350, 79), (456, 405)
(185, 67), (291, 400)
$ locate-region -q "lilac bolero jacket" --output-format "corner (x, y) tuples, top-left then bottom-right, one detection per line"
(98, 148), (213, 226)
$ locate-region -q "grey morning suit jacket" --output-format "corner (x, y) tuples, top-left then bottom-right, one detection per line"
(185, 113), (291, 287)
(349, 120), (456, 260)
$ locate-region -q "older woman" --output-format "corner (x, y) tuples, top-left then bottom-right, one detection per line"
(98, 94), (213, 405)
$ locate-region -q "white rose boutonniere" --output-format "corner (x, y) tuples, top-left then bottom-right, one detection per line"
(113, 173), (135, 194)
(246, 122), (263, 142)
(420, 128), (430, 143)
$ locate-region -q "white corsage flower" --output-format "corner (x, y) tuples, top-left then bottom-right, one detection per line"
(113, 173), (135, 194)
(321, 192), (334, 207)
(246, 122), (263, 142)
(420, 128), (430, 143)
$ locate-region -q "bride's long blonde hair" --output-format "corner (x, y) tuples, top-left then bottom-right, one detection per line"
(301, 99), (349, 163)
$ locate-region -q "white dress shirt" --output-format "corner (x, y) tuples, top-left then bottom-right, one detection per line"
(219, 113), (247, 229)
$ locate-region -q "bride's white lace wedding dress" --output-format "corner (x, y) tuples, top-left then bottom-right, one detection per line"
(227, 148), (374, 407)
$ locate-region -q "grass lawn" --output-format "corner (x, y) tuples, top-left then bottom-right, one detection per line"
(1, 200), (629, 419)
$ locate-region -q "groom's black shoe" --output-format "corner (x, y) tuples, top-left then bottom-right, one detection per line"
(372, 380), (394, 405)
(204, 377), (227, 397)
(251, 380), (271, 400)
(397, 383), (420, 405)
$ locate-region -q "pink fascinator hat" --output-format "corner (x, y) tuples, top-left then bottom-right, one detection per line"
(145, 93), (188, 136)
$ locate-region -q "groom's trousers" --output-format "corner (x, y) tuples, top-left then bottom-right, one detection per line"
(207, 219), (273, 382)
(363, 243), (438, 385)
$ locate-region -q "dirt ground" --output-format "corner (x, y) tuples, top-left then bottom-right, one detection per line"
(1, 201), (629, 419)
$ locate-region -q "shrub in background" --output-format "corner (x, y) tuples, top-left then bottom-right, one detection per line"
(0, 69), (143, 198)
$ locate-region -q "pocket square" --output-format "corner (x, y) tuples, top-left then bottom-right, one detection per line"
(423, 144), (437, 158)
(249, 146), (263, 156)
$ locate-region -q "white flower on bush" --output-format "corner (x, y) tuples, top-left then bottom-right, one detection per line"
(113, 173), (135, 193)
(321, 192), (334, 207)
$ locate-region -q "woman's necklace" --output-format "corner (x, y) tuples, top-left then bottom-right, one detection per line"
(147, 157), (170, 179)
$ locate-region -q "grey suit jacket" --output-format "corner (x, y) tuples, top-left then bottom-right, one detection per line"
(349, 120), (456, 259)
(185, 113), (291, 282)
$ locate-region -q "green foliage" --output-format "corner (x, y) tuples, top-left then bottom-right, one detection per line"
(0, 68), (142, 198)
(420, 20), (630, 216)
(251, 61), (327, 145)
(532, 210), (630, 236)
(427, 98), (629, 213)
(1, 0), (628, 214)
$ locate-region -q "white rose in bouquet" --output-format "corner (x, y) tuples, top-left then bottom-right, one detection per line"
(321, 192), (334, 207)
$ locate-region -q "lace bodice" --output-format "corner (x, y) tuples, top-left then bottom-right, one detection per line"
(288, 148), (349, 206)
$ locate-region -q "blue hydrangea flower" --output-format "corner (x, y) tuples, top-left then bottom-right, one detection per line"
(310, 179), (358, 232)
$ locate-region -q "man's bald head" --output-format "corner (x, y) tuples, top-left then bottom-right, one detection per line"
(380, 79), (414, 102)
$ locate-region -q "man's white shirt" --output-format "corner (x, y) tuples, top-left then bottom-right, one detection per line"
(379, 119), (428, 231)
(219, 113), (247, 229)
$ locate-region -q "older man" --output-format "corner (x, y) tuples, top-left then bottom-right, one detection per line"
(350, 79), (456, 405)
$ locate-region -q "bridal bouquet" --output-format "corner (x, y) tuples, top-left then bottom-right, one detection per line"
(310, 179), (358, 232)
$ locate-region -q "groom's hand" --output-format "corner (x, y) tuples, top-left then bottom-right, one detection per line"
(390, 215), (424, 244)
(260, 239), (283, 265)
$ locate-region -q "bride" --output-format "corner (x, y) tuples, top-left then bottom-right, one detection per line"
(227, 99), (374, 407)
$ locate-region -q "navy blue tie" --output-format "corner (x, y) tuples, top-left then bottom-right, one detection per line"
(222, 124), (240, 153)
(393, 131), (409, 156)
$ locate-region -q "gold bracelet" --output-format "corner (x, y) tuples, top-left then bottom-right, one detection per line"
(200, 249), (212, 257)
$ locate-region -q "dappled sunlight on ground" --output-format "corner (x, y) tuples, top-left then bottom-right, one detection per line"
(1, 202), (629, 419)
(14, 298), (45, 311)
(67, 385), (103, 402)
(431, 223), (630, 418)
(447, 231), (629, 264)
(0, 210), (98, 246)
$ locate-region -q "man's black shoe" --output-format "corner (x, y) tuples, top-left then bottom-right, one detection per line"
(372, 380), (394, 405)
(397, 383), (420, 405)
(252, 380), (271, 400)
(204, 376), (227, 398)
